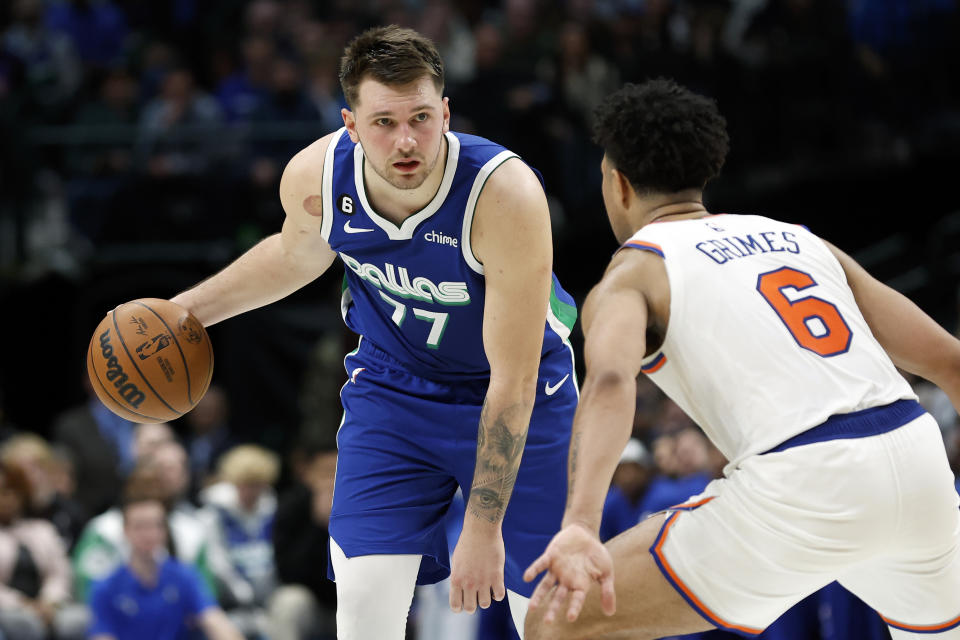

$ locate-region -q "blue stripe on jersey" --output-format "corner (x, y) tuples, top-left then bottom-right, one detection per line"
(622, 240), (665, 258)
(323, 129), (576, 379)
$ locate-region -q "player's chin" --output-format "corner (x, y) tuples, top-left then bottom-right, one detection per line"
(389, 172), (427, 190)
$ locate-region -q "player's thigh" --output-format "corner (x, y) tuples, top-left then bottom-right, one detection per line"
(333, 372), (460, 563)
(839, 535), (960, 637)
(525, 513), (713, 640)
(839, 416), (960, 637)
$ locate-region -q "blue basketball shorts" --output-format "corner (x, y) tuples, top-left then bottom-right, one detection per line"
(328, 337), (577, 596)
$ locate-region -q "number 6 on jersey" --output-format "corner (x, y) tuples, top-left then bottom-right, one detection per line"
(756, 266), (852, 357)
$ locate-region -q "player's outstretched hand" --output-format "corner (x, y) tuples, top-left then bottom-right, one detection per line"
(449, 520), (506, 614)
(523, 523), (616, 623)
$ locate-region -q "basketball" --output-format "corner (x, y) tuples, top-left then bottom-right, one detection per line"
(86, 298), (213, 423)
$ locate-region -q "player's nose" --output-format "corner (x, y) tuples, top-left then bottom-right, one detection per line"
(396, 124), (416, 153)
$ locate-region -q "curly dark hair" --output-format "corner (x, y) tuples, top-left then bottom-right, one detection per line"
(339, 25), (444, 109)
(592, 79), (729, 194)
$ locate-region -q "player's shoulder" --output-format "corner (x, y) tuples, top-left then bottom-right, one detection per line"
(451, 131), (523, 174)
(450, 130), (508, 156)
(281, 128), (347, 193)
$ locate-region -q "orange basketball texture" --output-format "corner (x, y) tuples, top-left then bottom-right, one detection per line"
(86, 298), (213, 423)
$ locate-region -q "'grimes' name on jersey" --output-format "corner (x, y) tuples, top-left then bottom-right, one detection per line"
(340, 251), (471, 306)
(696, 231), (800, 265)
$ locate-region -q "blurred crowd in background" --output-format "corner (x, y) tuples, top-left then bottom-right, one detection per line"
(0, 369), (957, 639)
(1, 0), (959, 638)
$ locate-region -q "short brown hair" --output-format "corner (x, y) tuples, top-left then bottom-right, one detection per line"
(121, 463), (169, 514)
(339, 25), (444, 109)
(0, 461), (31, 505)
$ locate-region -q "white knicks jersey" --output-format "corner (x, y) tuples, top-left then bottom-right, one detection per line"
(628, 214), (916, 469)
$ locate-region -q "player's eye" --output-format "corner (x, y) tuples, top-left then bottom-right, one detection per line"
(413, 112), (428, 122)
(375, 118), (392, 126)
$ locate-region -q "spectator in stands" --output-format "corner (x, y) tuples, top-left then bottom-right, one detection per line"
(0, 461), (85, 640)
(183, 385), (235, 496)
(43, 0), (128, 70)
(599, 438), (654, 543)
(247, 55), (321, 189)
(450, 22), (524, 142)
(88, 481), (244, 640)
(134, 39), (176, 103)
(65, 67), (139, 245)
(137, 66), (223, 177)
(216, 35), (275, 122)
(200, 444), (281, 638)
(48, 444), (78, 506)
(415, 0), (475, 86)
(72, 441), (221, 603)
(242, 0), (284, 51)
(131, 421), (175, 462)
(645, 423), (715, 515)
(52, 377), (132, 517)
(271, 441), (337, 640)
(0, 433), (87, 550)
(2, 0), (81, 122)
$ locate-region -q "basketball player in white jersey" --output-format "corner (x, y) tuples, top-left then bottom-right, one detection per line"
(523, 79), (960, 639)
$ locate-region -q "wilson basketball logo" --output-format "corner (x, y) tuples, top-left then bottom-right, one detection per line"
(98, 328), (148, 408)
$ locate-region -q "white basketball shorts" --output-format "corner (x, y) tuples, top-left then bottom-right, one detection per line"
(650, 409), (960, 635)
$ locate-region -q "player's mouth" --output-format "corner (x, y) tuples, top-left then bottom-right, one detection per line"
(393, 159), (420, 173)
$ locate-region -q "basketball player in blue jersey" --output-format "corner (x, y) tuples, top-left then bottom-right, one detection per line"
(523, 79), (960, 639)
(167, 25), (578, 639)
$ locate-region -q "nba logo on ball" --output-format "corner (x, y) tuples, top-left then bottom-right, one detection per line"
(87, 299), (213, 423)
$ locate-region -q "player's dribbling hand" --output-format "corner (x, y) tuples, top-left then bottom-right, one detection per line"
(449, 519), (506, 614)
(523, 523), (616, 623)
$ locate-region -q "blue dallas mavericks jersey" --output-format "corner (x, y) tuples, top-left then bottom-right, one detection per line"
(319, 128), (577, 378)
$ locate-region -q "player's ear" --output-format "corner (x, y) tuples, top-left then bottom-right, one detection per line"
(441, 97), (450, 133)
(342, 108), (360, 143)
(613, 168), (633, 209)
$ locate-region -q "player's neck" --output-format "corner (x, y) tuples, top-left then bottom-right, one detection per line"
(638, 190), (709, 227)
(365, 137), (448, 225)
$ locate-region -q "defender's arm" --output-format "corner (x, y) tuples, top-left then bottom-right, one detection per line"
(523, 248), (661, 623)
(562, 249), (655, 532)
(827, 241), (960, 412)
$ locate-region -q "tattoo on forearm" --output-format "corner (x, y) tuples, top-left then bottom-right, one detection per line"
(468, 400), (529, 524)
(568, 431), (582, 502)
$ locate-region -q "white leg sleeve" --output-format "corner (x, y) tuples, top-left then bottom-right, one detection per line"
(330, 536), (423, 640)
(507, 589), (530, 640)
